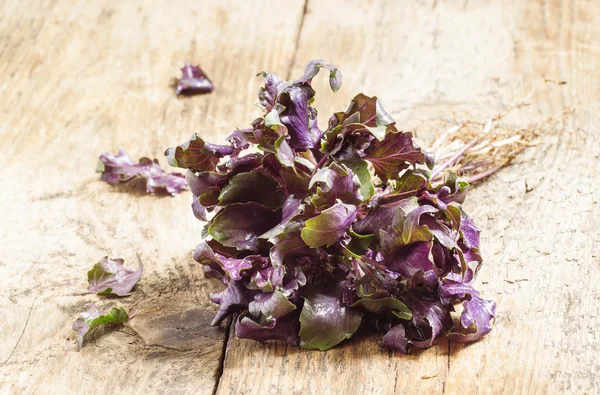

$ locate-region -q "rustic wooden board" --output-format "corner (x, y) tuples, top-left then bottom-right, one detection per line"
(1, 0), (599, 394)
(216, 0), (600, 394)
(0, 0), (303, 393)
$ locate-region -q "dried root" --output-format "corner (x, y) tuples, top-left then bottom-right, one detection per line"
(429, 101), (574, 184)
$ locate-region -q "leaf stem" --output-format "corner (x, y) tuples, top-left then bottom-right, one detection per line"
(311, 153), (330, 176)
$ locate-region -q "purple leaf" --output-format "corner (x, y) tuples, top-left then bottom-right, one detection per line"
(351, 297), (412, 320)
(185, 154), (265, 210)
(299, 284), (363, 350)
(337, 93), (394, 127)
(460, 213), (481, 250)
(191, 197), (210, 221)
(269, 205), (318, 267)
(438, 278), (478, 304)
(301, 201), (358, 248)
(274, 136), (295, 168)
(226, 129), (250, 152)
(454, 296), (496, 343)
(438, 171), (469, 205)
(193, 241), (225, 281)
(386, 241), (435, 282)
(248, 290), (297, 319)
(218, 153), (264, 174)
(165, 134), (241, 172)
(269, 224), (312, 268)
(394, 169), (430, 195)
(218, 170), (285, 208)
(379, 200), (437, 250)
(364, 131), (433, 182)
(279, 84), (322, 151)
(97, 149), (187, 196)
(185, 170), (226, 206)
(210, 280), (250, 326)
(194, 242), (266, 281)
(208, 202), (281, 252)
(235, 312), (300, 345)
(262, 154), (311, 197)
(218, 255), (266, 281)
(322, 94), (394, 157)
(420, 215), (458, 249)
(380, 324), (409, 353)
(353, 205), (396, 236)
(78, 256), (143, 296)
(257, 72), (283, 111)
(309, 163), (363, 208)
(438, 278), (496, 343)
(175, 63), (214, 95)
(402, 290), (454, 349)
(296, 59), (343, 92)
(260, 195), (302, 240)
(247, 266), (286, 291)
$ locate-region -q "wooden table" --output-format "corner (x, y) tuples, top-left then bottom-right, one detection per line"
(1, 0), (598, 394)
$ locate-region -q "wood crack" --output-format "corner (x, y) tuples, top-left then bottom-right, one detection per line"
(442, 340), (451, 394)
(212, 4), (310, 392)
(212, 316), (233, 395)
(3, 296), (37, 365)
(286, 0), (309, 80)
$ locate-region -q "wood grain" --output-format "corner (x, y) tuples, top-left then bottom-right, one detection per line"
(216, 1), (600, 394)
(1, 0), (599, 394)
(0, 0), (303, 393)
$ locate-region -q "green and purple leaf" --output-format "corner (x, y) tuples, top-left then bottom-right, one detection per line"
(299, 285), (363, 351)
(72, 304), (130, 350)
(301, 201), (358, 248)
(208, 202), (281, 252)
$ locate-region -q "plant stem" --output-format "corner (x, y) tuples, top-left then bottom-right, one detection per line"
(311, 153), (329, 176)
(466, 166), (501, 183)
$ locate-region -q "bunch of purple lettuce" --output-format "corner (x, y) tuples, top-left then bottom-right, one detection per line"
(165, 60), (495, 352)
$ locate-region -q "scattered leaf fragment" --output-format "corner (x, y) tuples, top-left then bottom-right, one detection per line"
(72, 304), (130, 350)
(175, 63), (214, 95)
(76, 256), (143, 296)
(97, 149), (187, 196)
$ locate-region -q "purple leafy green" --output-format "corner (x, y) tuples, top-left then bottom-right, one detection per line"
(165, 59), (495, 352)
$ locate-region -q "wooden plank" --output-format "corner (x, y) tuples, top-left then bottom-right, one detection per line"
(0, 0), (304, 393)
(216, 0), (600, 394)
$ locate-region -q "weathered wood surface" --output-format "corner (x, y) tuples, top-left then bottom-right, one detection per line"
(1, 0), (599, 394)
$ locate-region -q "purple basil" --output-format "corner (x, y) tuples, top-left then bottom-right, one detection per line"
(165, 60), (496, 352)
